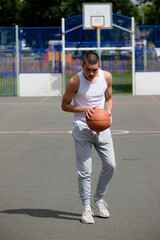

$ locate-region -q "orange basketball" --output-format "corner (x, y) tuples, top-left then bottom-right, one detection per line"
(86, 108), (111, 132)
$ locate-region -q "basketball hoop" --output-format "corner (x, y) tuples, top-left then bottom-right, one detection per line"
(92, 25), (104, 30)
(83, 3), (112, 30)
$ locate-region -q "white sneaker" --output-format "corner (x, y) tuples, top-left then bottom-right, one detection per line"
(91, 199), (110, 218)
(81, 206), (95, 224)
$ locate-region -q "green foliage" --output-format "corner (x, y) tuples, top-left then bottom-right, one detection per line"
(60, 0), (138, 19)
(20, 0), (61, 27)
(137, 0), (160, 25)
(0, 0), (159, 27)
(0, 0), (138, 27)
(0, 0), (21, 26)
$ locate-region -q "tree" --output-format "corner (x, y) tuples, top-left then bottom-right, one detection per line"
(0, 0), (140, 27)
(20, 0), (61, 27)
(136, 0), (160, 25)
(0, 0), (21, 26)
(60, 0), (138, 20)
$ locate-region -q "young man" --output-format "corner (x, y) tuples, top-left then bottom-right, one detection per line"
(61, 52), (116, 224)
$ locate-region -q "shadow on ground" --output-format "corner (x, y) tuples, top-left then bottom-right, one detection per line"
(0, 209), (81, 221)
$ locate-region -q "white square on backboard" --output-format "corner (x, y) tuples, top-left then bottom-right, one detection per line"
(83, 3), (113, 29)
(91, 16), (104, 27)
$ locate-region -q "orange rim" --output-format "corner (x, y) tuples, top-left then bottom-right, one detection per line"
(92, 25), (104, 29)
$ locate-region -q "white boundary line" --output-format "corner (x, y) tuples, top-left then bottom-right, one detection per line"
(0, 130), (160, 135)
(0, 131), (28, 134)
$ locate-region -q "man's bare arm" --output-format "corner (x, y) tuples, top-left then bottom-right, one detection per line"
(61, 74), (95, 118)
(103, 71), (113, 125)
(104, 71), (113, 114)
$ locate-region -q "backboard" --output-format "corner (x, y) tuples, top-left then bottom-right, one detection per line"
(83, 3), (113, 30)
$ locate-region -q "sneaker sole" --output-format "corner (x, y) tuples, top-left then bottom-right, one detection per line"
(81, 218), (95, 224)
(91, 203), (110, 218)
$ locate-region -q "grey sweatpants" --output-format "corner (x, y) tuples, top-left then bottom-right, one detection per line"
(72, 123), (116, 207)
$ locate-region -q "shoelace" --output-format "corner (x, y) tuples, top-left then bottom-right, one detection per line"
(84, 208), (95, 217)
(97, 199), (108, 211)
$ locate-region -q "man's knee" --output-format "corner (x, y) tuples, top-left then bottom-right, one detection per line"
(78, 169), (92, 179)
(110, 161), (116, 172)
(104, 158), (116, 173)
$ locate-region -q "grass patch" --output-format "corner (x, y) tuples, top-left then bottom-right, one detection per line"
(112, 73), (132, 94)
(65, 72), (132, 94)
(0, 74), (17, 96)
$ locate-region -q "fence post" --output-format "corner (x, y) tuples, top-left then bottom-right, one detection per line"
(131, 17), (135, 96)
(15, 25), (20, 96)
(143, 39), (147, 71)
(61, 18), (65, 95)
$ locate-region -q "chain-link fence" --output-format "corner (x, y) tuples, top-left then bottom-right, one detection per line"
(0, 22), (160, 96)
(136, 26), (160, 71)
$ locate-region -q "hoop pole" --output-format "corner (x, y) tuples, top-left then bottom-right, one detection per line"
(131, 17), (135, 96)
(61, 18), (65, 95)
(97, 28), (101, 58)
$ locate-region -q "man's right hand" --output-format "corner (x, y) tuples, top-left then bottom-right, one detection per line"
(84, 107), (96, 119)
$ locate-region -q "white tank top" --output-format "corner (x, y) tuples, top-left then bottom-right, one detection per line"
(73, 69), (107, 125)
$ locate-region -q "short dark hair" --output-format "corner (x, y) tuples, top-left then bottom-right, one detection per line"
(82, 52), (100, 65)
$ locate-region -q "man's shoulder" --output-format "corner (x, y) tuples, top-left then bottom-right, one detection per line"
(67, 73), (80, 92)
(71, 73), (80, 84)
(101, 70), (112, 87)
(102, 70), (112, 79)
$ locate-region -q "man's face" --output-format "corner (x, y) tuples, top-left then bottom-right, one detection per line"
(82, 62), (100, 81)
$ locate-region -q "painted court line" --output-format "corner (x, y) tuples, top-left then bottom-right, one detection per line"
(0, 102), (60, 106)
(0, 129), (160, 135)
(41, 97), (50, 103)
(149, 95), (158, 103)
(0, 131), (28, 134)
(114, 101), (160, 105)
(0, 101), (159, 106)
(124, 130), (160, 134)
(29, 130), (72, 134)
